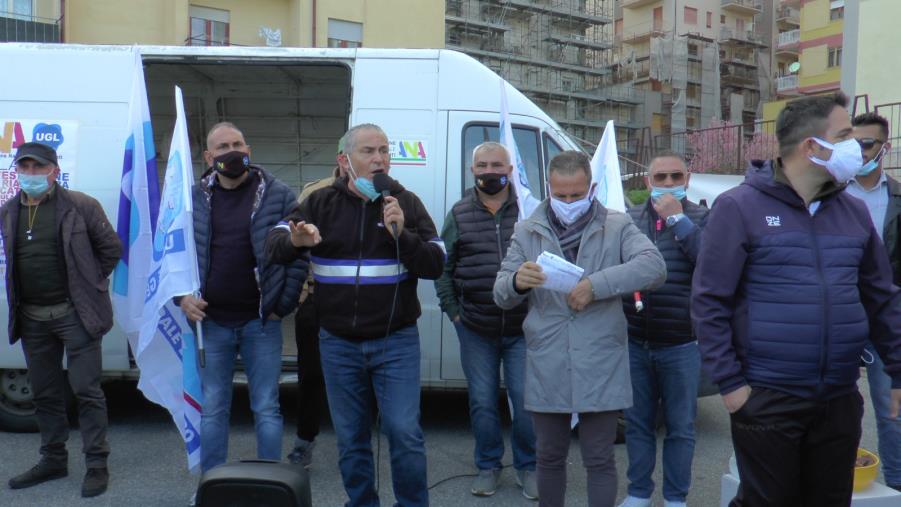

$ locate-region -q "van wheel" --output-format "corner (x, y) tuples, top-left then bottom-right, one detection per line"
(0, 369), (38, 433)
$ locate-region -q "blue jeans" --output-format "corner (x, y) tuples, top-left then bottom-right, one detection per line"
(454, 321), (536, 471)
(320, 325), (428, 507)
(624, 340), (700, 503)
(865, 343), (901, 486)
(199, 318), (284, 472)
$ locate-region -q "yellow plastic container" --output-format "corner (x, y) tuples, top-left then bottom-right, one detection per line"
(853, 448), (880, 492)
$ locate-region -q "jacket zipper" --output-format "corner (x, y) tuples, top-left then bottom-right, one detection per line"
(251, 177), (265, 319)
(809, 212), (830, 392)
(351, 200), (366, 331)
(495, 219), (506, 337)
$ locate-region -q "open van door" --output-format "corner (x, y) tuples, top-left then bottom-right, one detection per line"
(439, 111), (558, 382)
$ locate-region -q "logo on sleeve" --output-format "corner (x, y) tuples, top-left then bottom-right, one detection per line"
(765, 216), (781, 227)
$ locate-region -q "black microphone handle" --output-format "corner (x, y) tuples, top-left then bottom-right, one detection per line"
(381, 190), (399, 237)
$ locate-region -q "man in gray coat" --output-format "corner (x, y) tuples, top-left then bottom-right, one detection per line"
(494, 150), (666, 507)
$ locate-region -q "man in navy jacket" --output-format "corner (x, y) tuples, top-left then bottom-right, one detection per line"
(692, 92), (901, 506)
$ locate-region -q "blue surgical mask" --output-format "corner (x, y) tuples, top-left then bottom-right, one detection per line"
(857, 146), (887, 176)
(346, 159), (380, 201)
(549, 184), (595, 226)
(17, 173), (50, 197)
(651, 185), (686, 201)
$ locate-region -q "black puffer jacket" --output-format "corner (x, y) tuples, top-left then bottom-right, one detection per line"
(435, 188), (527, 338)
(193, 165), (306, 319)
(622, 198), (707, 346)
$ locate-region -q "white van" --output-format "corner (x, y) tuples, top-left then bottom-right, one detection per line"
(0, 44), (583, 431)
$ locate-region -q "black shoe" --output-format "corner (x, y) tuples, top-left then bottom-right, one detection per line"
(889, 484), (901, 493)
(81, 467), (108, 498)
(8, 460), (68, 489)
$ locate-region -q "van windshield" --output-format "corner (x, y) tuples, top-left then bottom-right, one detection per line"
(462, 123), (544, 199)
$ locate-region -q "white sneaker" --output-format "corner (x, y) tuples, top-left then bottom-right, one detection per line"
(617, 496), (652, 507)
(664, 501), (687, 507)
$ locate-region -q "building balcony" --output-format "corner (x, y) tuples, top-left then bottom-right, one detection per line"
(720, 63), (759, 88)
(721, 0), (763, 16)
(445, 15), (511, 35)
(776, 6), (800, 29)
(448, 42), (612, 76)
(0, 13), (60, 43)
(719, 27), (767, 47)
(775, 29), (800, 56)
(546, 32), (613, 51)
(776, 74), (800, 95)
(488, 0), (612, 25)
(622, 0), (661, 8)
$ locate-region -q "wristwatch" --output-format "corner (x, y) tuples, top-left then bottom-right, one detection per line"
(665, 213), (686, 227)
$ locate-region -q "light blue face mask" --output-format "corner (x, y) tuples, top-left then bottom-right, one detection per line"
(650, 185), (686, 201)
(347, 159), (381, 201)
(857, 146), (887, 176)
(16, 173), (51, 197)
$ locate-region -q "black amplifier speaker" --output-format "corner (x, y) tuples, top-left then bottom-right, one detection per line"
(196, 460), (312, 507)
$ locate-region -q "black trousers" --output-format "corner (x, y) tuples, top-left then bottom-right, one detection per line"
(294, 296), (326, 442)
(20, 310), (110, 468)
(729, 387), (863, 507)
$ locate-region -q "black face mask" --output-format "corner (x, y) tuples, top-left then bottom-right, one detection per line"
(212, 151), (250, 179)
(476, 173), (508, 195)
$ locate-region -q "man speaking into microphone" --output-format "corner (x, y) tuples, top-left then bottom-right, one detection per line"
(266, 123), (445, 507)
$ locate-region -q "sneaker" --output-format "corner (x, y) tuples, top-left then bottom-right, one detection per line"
(288, 439), (316, 469)
(470, 468), (501, 496)
(617, 496), (652, 507)
(515, 469), (538, 501)
(81, 467), (109, 498)
(8, 460), (68, 489)
(664, 501), (687, 507)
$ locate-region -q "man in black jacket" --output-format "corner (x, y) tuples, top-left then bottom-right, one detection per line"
(846, 112), (901, 491)
(435, 142), (537, 499)
(266, 123), (445, 507)
(2, 142), (122, 498)
(619, 153), (706, 507)
(177, 122), (305, 473)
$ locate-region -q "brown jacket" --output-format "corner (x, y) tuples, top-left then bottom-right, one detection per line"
(1, 185), (122, 343)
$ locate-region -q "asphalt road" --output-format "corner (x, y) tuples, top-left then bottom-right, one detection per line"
(0, 374), (882, 507)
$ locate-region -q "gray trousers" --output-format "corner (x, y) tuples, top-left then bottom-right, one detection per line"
(20, 310), (109, 468)
(532, 411), (619, 507)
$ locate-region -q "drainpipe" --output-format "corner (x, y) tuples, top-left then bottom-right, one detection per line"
(311, 0), (317, 47)
(59, 0), (65, 42)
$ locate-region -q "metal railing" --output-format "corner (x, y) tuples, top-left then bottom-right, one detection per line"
(0, 12), (61, 43)
(776, 75), (799, 91)
(651, 120), (777, 174)
(777, 29), (800, 47)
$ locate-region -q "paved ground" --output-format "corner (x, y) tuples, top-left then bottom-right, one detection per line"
(0, 374), (882, 507)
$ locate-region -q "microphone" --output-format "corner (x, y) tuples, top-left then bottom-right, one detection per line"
(372, 173), (398, 237)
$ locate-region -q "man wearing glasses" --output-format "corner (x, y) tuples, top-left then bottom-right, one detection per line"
(618, 153), (707, 507)
(846, 112), (901, 492)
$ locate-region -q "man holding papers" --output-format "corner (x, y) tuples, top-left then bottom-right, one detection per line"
(494, 150), (666, 506)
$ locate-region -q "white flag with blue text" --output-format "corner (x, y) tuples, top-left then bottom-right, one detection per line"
(134, 86), (204, 473)
(112, 50), (160, 336)
(500, 79), (541, 221)
(591, 120), (626, 213)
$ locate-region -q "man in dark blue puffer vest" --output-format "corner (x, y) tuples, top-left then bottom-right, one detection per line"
(177, 122), (306, 472)
(435, 142), (537, 500)
(692, 92), (901, 507)
(619, 153), (707, 507)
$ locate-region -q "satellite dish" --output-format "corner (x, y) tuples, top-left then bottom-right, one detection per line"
(789, 62), (801, 73)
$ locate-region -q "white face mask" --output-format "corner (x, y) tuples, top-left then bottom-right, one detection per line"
(549, 185), (595, 226)
(808, 137), (864, 184)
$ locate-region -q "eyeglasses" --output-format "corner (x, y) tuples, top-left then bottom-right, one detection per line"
(856, 138), (886, 150)
(651, 171), (686, 184)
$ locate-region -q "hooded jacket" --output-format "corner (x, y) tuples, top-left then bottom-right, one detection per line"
(193, 165), (306, 320)
(493, 201), (666, 413)
(265, 175), (445, 340)
(692, 160), (901, 400)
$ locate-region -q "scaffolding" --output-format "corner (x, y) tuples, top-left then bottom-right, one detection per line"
(446, 0), (642, 146)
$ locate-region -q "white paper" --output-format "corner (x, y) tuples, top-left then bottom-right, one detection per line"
(536, 251), (584, 293)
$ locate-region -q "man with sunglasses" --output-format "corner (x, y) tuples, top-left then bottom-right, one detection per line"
(693, 93), (901, 506)
(618, 153), (707, 507)
(846, 112), (901, 492)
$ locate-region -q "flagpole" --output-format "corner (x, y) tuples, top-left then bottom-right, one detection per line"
(194, 293), (205, 368)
